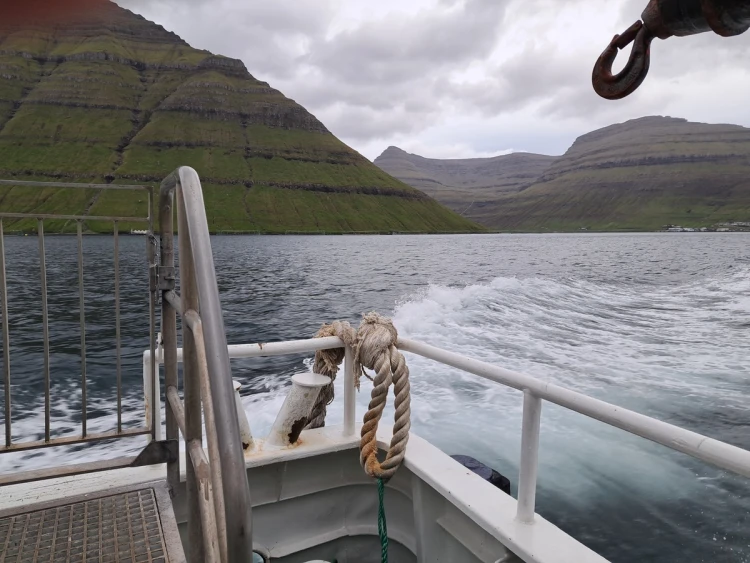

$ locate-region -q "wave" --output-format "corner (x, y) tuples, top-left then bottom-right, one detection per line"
(3, 266), (749, 561)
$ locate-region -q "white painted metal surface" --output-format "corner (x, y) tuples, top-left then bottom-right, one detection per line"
(516, 391), (542, 523)
(397, 337), (750, 478)
(0, 419), (606, 563)
(143, 350), (162, 441)
(266, 372), (331, 448)
(233, 380), (255, 451)
(343, 345), (356, 436)
(147, 335), (750, 479)
(146, 336), (344, 365)
(132, 333), (750, 562)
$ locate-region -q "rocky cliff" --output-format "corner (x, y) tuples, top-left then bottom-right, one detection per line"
(0, 0), (481, 233)
(491, 116), (750, 231)
(374, 146), (556, 224)
(377, 117), (750, 231)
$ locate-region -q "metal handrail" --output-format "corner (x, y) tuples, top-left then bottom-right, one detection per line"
(158, 167), (253, 563)
(162, 291), (228, 562)
(184, 309), (228, 563)
(166, 385), (222, 563)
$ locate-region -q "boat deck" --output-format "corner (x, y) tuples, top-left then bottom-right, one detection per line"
(0, 481), (185, 563)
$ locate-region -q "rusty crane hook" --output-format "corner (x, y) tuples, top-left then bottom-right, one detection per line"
(593, 0), (750, 100)
(592, 20), (655, 101)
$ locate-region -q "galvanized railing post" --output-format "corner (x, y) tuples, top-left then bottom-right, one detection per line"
(114, 221), (122, 433)
(185, 311), (229, 562)
(38, 219), (50, 442)
(159, 189), (180, 494)
(343, 344), (356, 436)
(160, 167), (254, 563)
(0, 219), (10, 447)
(516, 389), (542, 523)
(178, 191), (207, 562)
(76, 221), (87, 437)
(147, 190), (158, 443)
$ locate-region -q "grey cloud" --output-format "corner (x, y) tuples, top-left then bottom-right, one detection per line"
(289, 74), (439, 114)
(120, 0), (329, 33)
(303, 0), (508, 84)
(318, 104), (440, 141)
(276, 0), (510, 142)
(114, 0), (750, 159)
(116, 0), (333, 79)
(442, 4), (750, 124)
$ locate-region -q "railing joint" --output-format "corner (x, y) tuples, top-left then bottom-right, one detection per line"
(158, 265), (175, 291)
(131, 439), (179, 466)
(164, 290), (183, 315)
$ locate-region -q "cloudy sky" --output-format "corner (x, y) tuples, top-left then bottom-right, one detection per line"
(116, 0), (750, 161)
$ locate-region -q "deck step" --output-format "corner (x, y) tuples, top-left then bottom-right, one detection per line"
(0, 485), (184, 562)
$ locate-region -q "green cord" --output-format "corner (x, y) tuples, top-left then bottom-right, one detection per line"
(378, 478), (389, 563)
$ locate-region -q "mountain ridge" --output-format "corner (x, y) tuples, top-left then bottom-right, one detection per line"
(374, 146), (557, 223)
(376, 116), (750, 231)
(0, 0), (482, 233)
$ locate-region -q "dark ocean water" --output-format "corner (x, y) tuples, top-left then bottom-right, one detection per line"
(1, 232), (749, 562)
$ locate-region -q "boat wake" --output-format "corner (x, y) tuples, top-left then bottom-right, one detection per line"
(3, 267), (750, 561)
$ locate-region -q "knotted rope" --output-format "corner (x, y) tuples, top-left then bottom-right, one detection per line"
(306, 320), (357, 429)
(307, 312), (411, 482)
(356, 313), (411, 482)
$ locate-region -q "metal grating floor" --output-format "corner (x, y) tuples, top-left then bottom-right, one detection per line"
(0, 489), (167, 562)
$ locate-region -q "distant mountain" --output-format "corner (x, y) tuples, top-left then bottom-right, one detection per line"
(376, 116), (750, 231)
(0, 0), (481, 234)
(374, 146), (556, 225)
(490, 116), (750, 231)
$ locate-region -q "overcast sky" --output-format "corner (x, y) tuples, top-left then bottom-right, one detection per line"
(116, 0), (750, 160)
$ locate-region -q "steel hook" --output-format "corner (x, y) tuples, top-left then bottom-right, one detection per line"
(592, 20), (654, 100)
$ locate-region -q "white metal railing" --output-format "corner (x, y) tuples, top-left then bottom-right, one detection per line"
(143, 333), (750, 525)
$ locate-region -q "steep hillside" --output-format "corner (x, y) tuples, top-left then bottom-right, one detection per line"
(374, 146), (556, 225)
(490, 116), (750, 231)
(0, 0), (481, 233)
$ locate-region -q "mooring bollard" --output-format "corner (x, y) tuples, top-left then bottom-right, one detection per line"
(266, 372), (331, 447)
(233, 380), (255, 451)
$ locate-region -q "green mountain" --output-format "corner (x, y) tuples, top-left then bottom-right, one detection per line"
(374, 146), (557, 226)
(490, 116), (750, 231)
(0, 0), (481, 234)
(378, 116), (750, 232)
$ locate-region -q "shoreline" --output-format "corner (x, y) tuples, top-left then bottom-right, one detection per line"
(3, 230), (749, 237)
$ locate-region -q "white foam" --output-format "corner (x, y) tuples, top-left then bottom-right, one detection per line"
(4, 270), (747, 510)
(231, 273), (746, 505)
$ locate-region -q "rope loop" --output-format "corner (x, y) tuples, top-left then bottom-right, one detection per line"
(355, 313), (411, 482)
(309, 312), (411, 482)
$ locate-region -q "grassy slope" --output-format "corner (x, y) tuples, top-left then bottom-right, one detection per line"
(373, 146), (558, 225)
(0, 3), (482, 234)
(487, 117), (750, 231)
(375, 117), (750, 232)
